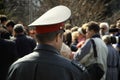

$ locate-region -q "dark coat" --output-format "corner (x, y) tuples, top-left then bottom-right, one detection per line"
(0, 39), (17, 80)
(7, 44), (83, 80)
(13, 34), (36, 58)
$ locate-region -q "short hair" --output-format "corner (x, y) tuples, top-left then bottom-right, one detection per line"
(36, 30), (64, 43)
(13, 24), (25, 33)
(63, 30), (72, 46)
(6, 20), (15, 28)
(81, 23), (89, 34)
(87, 21), (100, 33)
(102, 35), (111, 44)
(64, 23), (72, 30)
(99, 22), (109, 31)
(71, 26), (79, 32)
(0, 15), (7, 23)
(71, 31), (79, 42)
(110, 24), (116, 29)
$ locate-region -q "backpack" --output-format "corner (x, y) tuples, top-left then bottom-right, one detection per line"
(72, 39), (104, 80)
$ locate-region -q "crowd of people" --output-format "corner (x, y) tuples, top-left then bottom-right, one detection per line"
(0, 14), (36, 80)
(0, 5), (120, 80)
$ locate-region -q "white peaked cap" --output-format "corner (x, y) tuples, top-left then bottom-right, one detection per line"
(29, 5), (71, 27)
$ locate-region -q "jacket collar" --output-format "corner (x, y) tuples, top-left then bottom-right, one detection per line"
(16, 34), (25, 37)
(92, 33), (101, 38)
(34, 44), (60, 55)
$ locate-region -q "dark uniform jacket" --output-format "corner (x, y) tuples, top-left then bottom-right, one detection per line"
(0, 39), (17, 80)
(7, 44), (83, 80)
(13, 34), (36, 58)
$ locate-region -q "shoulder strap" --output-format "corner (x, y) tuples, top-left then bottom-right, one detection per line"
(71, 60), (87, 72)
(90, 39), (97, 58)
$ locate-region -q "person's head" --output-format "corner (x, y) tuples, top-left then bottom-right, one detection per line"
(63, 30), (72, 46)
(116, 20), (120, 28)
(0, 15), (7, 25)
(109, 24), (119, 36)
(64, 23), (72, 30)
(102, 35), (111, 45)
(6, 20), (15, 34)
(71, 26), (79, 32)
(99, 22), (109, 35)
(28, 5), (71, 51)
(110, 24), (116, 29)
(29, 27), (36, 39)
(86, 21), (100, 39)
(78, 27), (86, 38)
(13, 24), (25, 36)
(71, 31), (79, 43)
(81, 23), (89, 35)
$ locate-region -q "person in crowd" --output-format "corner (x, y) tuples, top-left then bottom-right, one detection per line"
(113, 20), (120, 53)
(6, 20), (15, 37)
(0, 15), (11, 39)
(70, 31), (79, 51)
(110, 24), (116, 29)
(115, 19), (120, 36)
(0, 27), (10, 39)
(118, 53), (120, 80)
(71, 26), (79, 32)
(102, 35), (119, 80)
(0, 15), (8, 29)
(71, 23), (88, 59)
(115, 18), (120, 80)
(62, 30), (73, 59)
(77, 27), (86, 48)
(28, 27), (36, 39)
(0, 27), (17, 80)
(63, 29), (72, 47)
(6, 5), (84, 80)
(64, 23), (72, 30)
(73, 21), (108, 80)
(60, 42), (72, 59)
(109, 24), (118, 36)
(12, 24), (36, 58)
(81, 23), (89, 35)
(116, 19), (120, 28)
(99, 22), (109, 36)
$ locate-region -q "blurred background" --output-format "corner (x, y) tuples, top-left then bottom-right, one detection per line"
(0, 0), (120, 26)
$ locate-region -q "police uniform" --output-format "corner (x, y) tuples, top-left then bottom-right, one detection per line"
(7, 5), (84, 80)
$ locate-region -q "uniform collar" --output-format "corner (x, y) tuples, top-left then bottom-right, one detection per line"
(34, 44), (60, 55)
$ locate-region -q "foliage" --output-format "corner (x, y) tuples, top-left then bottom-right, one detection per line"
(0, 0), (5, 14)
(0, 0), (120, 26)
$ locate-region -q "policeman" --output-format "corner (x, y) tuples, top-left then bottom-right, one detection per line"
(7, 5), (84, 80)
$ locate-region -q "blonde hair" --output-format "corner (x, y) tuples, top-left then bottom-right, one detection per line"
(71, 31), (79, 42)
(71, 26), (79, 32)
(81, 23), (89, 34)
